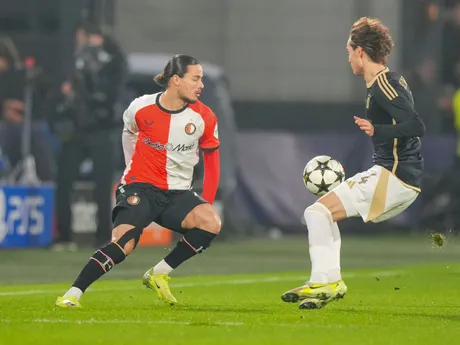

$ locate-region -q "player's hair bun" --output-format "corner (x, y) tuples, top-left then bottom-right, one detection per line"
(153, 73), (168, 88)
(153, 55), (200, 89)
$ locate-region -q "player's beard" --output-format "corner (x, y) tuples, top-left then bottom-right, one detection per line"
(180, 94), (198, 104)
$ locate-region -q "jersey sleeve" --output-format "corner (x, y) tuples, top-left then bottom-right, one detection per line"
(122, 128), (138, 166)
(122, 98), (140, 134)
(199, 108), (220, 150)
(202, 149), (220, 204)
(372, 74), (425, 139)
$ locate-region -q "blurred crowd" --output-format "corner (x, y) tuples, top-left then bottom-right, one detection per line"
(0, 22), (126, 248)
(0, 23), (126, 183)
(3, 3), (460, 242)
(2, 3), (460, 184)
(406, 0), (460, 135)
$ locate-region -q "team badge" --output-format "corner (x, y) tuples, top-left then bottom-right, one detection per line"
(185, 123), (196, 135)
(399, 76), (408, 89)
(366, 95), (371, 109)
(127, 195), (140, 205)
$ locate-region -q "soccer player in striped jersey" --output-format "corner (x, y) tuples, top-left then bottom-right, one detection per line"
(281, 17), (425, 309)
(56, 54), (221, 308)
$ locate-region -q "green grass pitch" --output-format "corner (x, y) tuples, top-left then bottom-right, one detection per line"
(0, 236), (459, 345)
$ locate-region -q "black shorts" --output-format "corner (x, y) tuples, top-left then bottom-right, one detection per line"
(112, 182), (207, 234)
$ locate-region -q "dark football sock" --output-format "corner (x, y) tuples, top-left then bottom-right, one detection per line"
(72, 243), (126, 292)
(164, 228), (216, 269)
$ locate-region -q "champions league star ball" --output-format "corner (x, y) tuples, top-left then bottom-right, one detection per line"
(303, 155), (345, 197)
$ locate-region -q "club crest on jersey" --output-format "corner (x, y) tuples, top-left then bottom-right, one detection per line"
(399, 76), (408, 89)
(127, 195), (140, 205)
(185, 123), (196, 135)
(366, 95), (371, 109)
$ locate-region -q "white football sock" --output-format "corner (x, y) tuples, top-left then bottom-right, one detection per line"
(153, 259), (173, 275)
(304, 203), (334, 284)
(63, 287), (83, 301)
(328, 222), (342, 283)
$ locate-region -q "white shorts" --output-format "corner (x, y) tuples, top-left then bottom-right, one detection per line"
(332, 165), (419, 223)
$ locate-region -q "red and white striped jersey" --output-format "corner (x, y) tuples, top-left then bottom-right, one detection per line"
(120, 92), (219, 190)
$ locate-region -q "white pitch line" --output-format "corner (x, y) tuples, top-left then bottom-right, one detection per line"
(0, 289), (53, 296)
(0, 270), (404, 297)
(0, 318), (243, 326)
(37, 318), (244, 326)
(0, 318), (357, 329)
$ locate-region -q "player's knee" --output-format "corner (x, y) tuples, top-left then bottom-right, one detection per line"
(304, 203), (332, 215)
(120, 239), (136, 255)
(199, 210), (222, 234)
(304, 201), (347, 224)
(304, 203), (333, 222)
(204, 215), (222, 234)
(182, 205), (222, 234)
(93, 241), (126, 272)
(112, 224), (142, 255)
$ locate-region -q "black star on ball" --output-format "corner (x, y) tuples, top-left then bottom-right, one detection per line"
(313, 160), (332, 175)
(334, 170), (345, 182)
(314, 179), (333, 195)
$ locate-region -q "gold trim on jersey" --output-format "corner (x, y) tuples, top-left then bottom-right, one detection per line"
(396, 177), (421, 193)
(365, 168), (390, 222)
(377, 74), (398, 100)
(382, 73), (398, 98)
(387, 123), (421, 193)
(391, 119), (399, 174)
(366, 67), (389, 88)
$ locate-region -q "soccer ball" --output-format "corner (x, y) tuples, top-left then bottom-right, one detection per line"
(303, 155), (345, 196)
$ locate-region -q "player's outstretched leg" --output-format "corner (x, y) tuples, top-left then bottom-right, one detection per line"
(281, 203), (336, 306)
(142, 204), (221, 305)
(55, 224), (142, 308)
(282, 192), (348, 310)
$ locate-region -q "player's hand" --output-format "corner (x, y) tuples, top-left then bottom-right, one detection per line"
(354, 116), (374, 136)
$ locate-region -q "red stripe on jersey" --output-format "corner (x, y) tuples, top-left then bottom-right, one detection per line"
(202, 149), (220, 204)
(189, 102), (219, 150)
(122, 104), (171, 189)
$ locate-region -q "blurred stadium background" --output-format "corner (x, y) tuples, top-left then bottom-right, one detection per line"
(0, 0), (460, 305)
(2, 1), (460, 344)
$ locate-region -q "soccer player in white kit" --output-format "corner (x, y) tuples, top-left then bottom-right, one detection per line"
(282, 17), (426, 309)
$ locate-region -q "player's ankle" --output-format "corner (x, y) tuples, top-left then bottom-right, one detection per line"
(153, 260), (173, 275)
(63, 286), (83, 300)
(309, 272), (329, 284)
(327, 269), (342, 283)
